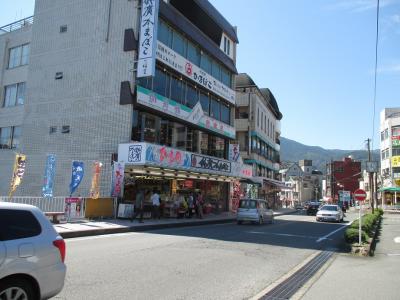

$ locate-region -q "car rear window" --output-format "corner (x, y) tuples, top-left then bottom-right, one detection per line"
(0, 209), (42, 241)
(239, 200), (257, 209)
(321, 206), (338, 211)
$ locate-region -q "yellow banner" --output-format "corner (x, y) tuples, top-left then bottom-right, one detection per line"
(392, 156), (400, 168)
(89, 161), (102, 199)
(9, 153), (26, 198)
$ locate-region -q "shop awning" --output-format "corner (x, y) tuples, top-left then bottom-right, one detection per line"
(378, 186), (400, 192)
(263, 178), (287, 190)
(240, 177), (263, 185)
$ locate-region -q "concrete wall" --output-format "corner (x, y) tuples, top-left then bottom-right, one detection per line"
(0, 0), (140, 196)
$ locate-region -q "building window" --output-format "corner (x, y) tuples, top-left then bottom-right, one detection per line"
(236, 106), (248, 119)
(49, 126), (57, 134)
(200, 92), (209, 115)
(8, 44), (30, 68)
(384, 129), (389, 139)
(0, 126), (21, 149)
(200, 53), (212, 75)
(221, 67), (231, 87)
(257, 108), (259, 127)
(220, 103), (230, 125)
(381, 131), (385, 141)
(261, 112), (264, 130)
(185, 84), (198, 109)
(158, 19), (172, 48)
(223, 36), (231, 56)
(3, 82), (25, 107)
(187, 41), (200, 66)
(60, 25), (68, 33)
(153, 68), (169, 98)
(393, 148), (400, 156)
(172, 30), (186, 57)
(212, 61), (221, 80)
(210, 96), (220, 120)
(170, 75), (184, 104)
(61, 125), (70, 133)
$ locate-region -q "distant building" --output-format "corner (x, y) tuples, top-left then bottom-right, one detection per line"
(380, 107), (400, 204)
(234, 73), (283, 207)
(326, 157), (361, 202)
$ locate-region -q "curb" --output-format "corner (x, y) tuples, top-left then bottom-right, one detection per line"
(59, 210), (298, 239)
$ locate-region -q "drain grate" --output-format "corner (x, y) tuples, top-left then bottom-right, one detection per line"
(260, 250), (334, 300)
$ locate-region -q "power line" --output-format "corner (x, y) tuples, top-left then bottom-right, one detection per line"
(371, 0), (380, 151)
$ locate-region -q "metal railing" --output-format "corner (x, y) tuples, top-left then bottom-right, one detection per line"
(0, 196), (66, 212)
(0, 16), (34, 34)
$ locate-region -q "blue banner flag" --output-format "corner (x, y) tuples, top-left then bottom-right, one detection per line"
(69, 161), (84, 196)
(42, 154), (56, 198)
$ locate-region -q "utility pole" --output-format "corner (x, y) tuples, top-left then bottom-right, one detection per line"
(366, 138), (375, 213)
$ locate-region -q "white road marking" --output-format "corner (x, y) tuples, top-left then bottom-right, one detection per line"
(387, 253), (400, 256)
(247, 231), (324, 240)
(66, 232), (140, 242)
(316, 225), (348, 243)
(394, 237), (400, 243)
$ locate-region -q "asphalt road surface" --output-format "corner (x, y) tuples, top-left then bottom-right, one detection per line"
(54, 211), (357, 300)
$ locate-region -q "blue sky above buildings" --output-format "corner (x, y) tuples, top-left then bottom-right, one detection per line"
(1, 0), (399, 150)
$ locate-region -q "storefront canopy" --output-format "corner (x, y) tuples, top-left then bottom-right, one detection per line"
(378, 187), (400, 192)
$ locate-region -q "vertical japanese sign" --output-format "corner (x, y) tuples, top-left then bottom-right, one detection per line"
(42, 154), (56, 198)
(137, 0), (159, 78)
(69, 161), (84, 196)
(89, 161), (103, 199)
(111, 161), (125, 197)
(229, 144), (240, 162)
(9, 153), (26, 197)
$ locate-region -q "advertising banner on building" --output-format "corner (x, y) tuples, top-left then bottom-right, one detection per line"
(69, 161), (84, 196)
(392, 156), (400, 168)
(137, 0), (159, 77)
(111, 161), (125, 197)
(89, 161), (102, 199)
(392, 136), (400, 147)
(229, 144), (240, 162)
(42, 154), (56, 198)
(9, 153), (26, 197)
(137, 85), (236, 139)
(156, 41), (235, 104)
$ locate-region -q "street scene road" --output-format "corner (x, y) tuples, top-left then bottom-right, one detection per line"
(55, 212), (357, 300)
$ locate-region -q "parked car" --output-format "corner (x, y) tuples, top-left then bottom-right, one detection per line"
(0, 203), (66, 300)
(305, 202), (320, 215)
(316, 204), (344, 223)
(237, 199), (274, 225)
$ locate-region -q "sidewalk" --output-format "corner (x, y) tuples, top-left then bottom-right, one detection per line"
(55, 208), (297, 239)
(301, 213), (400, 300)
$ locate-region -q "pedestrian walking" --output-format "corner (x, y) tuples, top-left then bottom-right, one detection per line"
(197, 192), (204, 219)
(131, 189), (144, 223)
(188, 193), (194, 218)
(151, 189), (160, 219)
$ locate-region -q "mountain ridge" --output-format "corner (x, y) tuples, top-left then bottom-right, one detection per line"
(280, 137), (380, 173)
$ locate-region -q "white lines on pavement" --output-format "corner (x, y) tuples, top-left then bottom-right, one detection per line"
(316, 225), (348, 243)
(66, 232), (140, 242)
(387, 253), (400, 256)
(394, 237), (400, 243)
(247, 231), (325, 240)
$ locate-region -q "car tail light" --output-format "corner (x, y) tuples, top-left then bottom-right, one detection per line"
(53, 238), (66, 263)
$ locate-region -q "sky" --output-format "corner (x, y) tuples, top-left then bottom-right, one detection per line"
(1, 0), (399, 151)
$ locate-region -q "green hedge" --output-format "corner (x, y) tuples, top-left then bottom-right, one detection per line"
(344, 210), (383, 244)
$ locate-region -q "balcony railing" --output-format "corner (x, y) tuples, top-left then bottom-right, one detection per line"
(0, 16), (34, 34)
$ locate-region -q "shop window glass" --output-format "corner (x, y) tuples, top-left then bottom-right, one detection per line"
(158, 19), (172, 47)
(210, 97), (220, 120)
(186, 128), (199, 153)
(0, 127), (12, 149)
(200, 53), (212, 74)
(215, 136), (226, 158)
(170, 122), (186, 150)
(187, 41), (200, 66)
(200, 132), (209, 155)
(200, 92), (209, 115)
(172, 31), (186, 57)
(220, 103), (230, 125)
(212, 61), (221, 81)
(131, 110), (142, 142)
(185, 84), (198, 109)
(170, 76), (184, 104)
(159, 119), (172, 147)
(11, 126), (21, 149)
(143, 114), (157, 144)
(221, 67), (231, 87)
(153, 68), (169, 97)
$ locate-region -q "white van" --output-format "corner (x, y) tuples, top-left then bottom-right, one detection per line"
(236, 199), (274, 225)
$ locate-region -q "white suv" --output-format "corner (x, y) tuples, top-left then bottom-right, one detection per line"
(0, 203), (66, 300)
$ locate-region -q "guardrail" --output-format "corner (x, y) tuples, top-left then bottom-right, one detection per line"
(0, 196), (66, 212)
(0, 16), (34, 34)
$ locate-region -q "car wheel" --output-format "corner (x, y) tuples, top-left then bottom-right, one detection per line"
(0, 278), (36, 300)
(237, 220), (242, 225)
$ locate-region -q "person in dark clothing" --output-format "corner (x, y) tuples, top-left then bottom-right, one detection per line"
(131, 189), (144, 223)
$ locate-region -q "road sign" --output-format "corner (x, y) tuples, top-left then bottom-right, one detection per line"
(353, 189), (367, 201)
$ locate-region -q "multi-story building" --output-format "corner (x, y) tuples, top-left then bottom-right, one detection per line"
(380, 107), (400, 204)
(234, 73), (283, 207)
(0, 0), (252, 212)
(326, 157), (361, 204)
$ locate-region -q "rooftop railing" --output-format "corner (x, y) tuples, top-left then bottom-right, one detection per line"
(0, 16), (34, 35)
